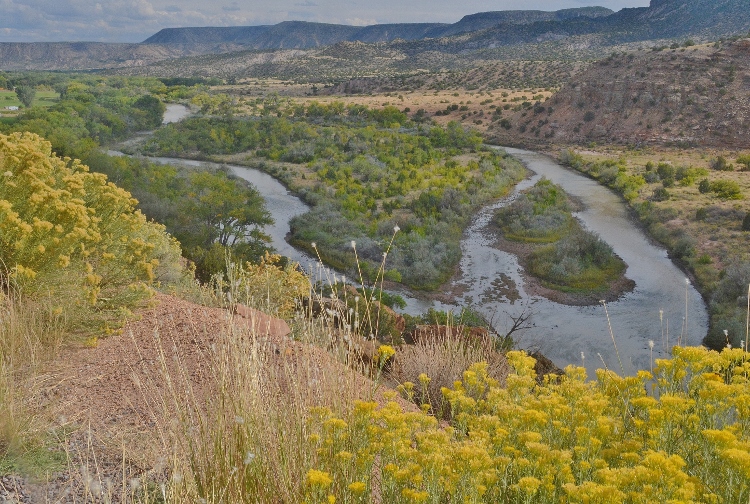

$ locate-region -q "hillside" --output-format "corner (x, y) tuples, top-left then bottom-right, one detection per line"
(141, 7), (610, 48)
(492, 38), (750, 149)
(3, 0), (750, 73)
(0, 41), (247, 71)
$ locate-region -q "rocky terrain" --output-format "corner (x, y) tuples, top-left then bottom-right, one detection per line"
(491, 38), (750, 149)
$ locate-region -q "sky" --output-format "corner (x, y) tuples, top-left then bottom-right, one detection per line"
(0, 0), (652, 43)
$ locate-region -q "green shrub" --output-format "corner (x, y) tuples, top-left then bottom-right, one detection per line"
(710, 156), (734, 171)
(698, 178), (711, 193)
(710, 180), (743, 200)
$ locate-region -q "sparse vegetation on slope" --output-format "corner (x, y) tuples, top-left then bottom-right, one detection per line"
(559, 147), (749, 351)
(498, 38), (750, 149)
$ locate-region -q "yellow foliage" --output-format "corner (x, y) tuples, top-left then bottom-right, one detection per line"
(301, 348), (750, 503)
(0, 131), (183, 332)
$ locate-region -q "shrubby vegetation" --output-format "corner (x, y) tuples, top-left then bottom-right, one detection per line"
(174, 340), (750, 503)
(0, 74), (275, 281)
(0, 132), (186, 463)
(496, 178), (575, 242)
(0, 132), (183, 332)
(86, 153), (273, 282)
(495, 179), (626, 291)
(142, 103), (527, 289)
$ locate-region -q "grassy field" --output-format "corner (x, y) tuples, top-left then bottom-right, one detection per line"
(0, 89), (58, 111)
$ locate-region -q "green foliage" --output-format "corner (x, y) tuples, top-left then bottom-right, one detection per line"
(710, 155), (734, 171)
(709, 179), (743, 200)
(144, 107), (523, 290)
(85, 153), (274, 283)
(528, 228), (625, 290)
(497, 179), (626, 292)
(495, 178), (574, 242)
(2, 75), (168, 160)
(737, 154), (750, 171)
(698, 178), (711, 193)
(14, 86), (35, 108)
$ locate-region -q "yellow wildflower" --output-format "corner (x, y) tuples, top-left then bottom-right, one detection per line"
(306, 469), (333, 489)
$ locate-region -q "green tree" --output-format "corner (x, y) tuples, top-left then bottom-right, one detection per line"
(179, 169), (273, 249)
(132, 94), (166, 129)
(14, 85), (36, 107)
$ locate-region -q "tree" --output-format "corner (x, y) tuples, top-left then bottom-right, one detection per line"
(132, 94), (166, 129)
(15, 85), (36, 107)
(179, 168), (273, 249)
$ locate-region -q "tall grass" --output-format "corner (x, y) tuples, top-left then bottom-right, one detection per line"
(138, 303), (376, 503)
(0, 286), (66, 469)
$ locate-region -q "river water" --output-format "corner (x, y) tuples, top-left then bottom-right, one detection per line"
(445, 147), (708, 377)
(124, 104), (710, 376)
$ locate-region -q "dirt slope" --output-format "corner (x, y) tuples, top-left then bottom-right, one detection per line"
(15, 293), (404, 502)
(492, 39), (750, 149)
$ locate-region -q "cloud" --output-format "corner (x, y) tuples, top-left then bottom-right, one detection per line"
(295, 1), (318, 6)
(346, 18), (376, 26)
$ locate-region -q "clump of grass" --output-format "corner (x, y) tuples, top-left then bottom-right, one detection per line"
(0, 286), (66, 470)
(389, 324), (509, 418)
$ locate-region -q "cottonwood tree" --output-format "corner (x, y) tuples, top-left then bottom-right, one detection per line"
(14, 85), (35, 107)
(175, 168), (274, 281)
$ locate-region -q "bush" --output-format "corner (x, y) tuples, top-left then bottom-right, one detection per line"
(698, 178), (711, 193)
(743, 212), (750, 231)
(710, 156), (734, 171)
(652, 187), (670, 201)
(710, 180), (743, 200)
(295, 347), (750, 503)
(0, 132), (183, 332)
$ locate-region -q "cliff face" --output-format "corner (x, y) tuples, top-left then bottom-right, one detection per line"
(497, 39), (750, 149)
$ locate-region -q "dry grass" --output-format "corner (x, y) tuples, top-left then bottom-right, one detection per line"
(389, 326), (509, 419)
(0, 287), (66, 469)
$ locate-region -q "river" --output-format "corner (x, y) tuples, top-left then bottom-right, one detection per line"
(124, 104), (710, 377)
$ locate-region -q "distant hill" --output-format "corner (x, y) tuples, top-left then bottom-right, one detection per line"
(492, 39), (750, 149)
(0, 0), (748, 73)
(141, 7), (610, 48)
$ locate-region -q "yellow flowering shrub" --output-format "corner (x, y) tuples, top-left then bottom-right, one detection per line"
(0, 131), (183, 330)
(226, 251), (309, 318)
(302, 347), (750, 503)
